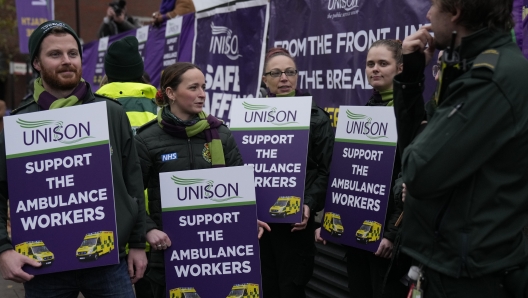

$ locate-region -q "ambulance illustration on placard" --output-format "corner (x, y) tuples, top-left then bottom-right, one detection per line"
(269, 196), (300, 218)
(15, 240), (54, 266)
(226, 283), (260, 298)
(323, 212), (344, 237)
(169, 287), (201, 298)
(356, 220), (381, 244)
(76, 231), (114, 261)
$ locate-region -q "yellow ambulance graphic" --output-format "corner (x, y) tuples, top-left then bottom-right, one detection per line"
(323, 212), (344, 237)
(226, 283), (260, 298)
(76, 231), (114, 261)
(169, 287), (201, 298)
(15, 240), (54, 266)
(356, 220), (382, 244)
(269, 196), (300, 218)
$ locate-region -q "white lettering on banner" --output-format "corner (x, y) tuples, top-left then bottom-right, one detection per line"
(274, 24), (429, 57)
(25, 153), (92, 174)
(327, 0), (359, 11)
(330, 178), (386, 196)
(16, 189), (108, 213)
(241, 134), (294, 145)
(246, 163), (302, 173)
(178, 212), (240, 226)
(299, 68), (370, 90)
(171, 245), (254, 261)
(254, 176), (296, 188)
(174, 260), (251, 277)
(20, 206), (105, 231)
(331, 192), (380, 211)
(342, 148), (384, 161)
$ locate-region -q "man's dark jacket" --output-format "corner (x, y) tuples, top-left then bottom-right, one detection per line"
(396, 28), (528, 278)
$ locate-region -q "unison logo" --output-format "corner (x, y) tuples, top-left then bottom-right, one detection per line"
(209, 22), (242, 60)
(242, 102), (298, 126)
(345, 110), (388, 139)
(17, 119), (94, 146)
(172, 176), (241, 202)
(328, 0), (359, 11)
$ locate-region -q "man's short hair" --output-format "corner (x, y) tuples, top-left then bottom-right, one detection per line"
(439, 0), (514, 32)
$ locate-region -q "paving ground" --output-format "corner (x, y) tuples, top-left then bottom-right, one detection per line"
(0, 278), (85, 298)
(0, 278), (25, 298)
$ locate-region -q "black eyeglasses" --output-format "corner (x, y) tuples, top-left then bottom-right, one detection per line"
(264, 69), (298, 78)
(432, 64), (440, 77)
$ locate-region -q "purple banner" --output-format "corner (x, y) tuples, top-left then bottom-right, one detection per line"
(81, 13), (195, 90)
(193, 0), (269, 126)
(15, 0), (54, 54)
(269, 0), (432, 126)
(8, 144), (119, 274)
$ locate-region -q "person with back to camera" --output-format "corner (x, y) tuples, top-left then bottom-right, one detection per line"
(134, 62), (270, 298)
(395, 0), (528, 296)
(259, 47), (334, 298)
(96, 36), (158, 135)
(314, 40), (407, 298)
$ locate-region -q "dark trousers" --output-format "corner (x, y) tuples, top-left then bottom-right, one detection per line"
(346, 246), (407, 298)
(24, 259), (135, 298)
(259, 218), (316, 298)
(424, 268), (509, 298)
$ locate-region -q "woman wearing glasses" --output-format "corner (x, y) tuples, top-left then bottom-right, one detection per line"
(258, 47), (334, 298)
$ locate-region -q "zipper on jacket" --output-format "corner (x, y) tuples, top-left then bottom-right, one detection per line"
(187, 139), (194, 170)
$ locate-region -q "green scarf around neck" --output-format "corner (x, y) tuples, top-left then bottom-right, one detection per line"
(33, 77), (87, 110)
(157, 108), (226, 167)
(380, 89), (394, 106)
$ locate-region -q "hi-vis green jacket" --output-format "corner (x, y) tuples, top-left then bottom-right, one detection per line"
(398, 29), (528, 278)
(96, 82), (158, 134)
(0, 85), (146, 258)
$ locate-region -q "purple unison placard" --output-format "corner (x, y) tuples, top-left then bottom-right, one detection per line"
(5, 102), (119, 274)
(229, 97), (312, 224)
(193, 0), (269, 126)
(160, 166), (262, 298)
(15, 0), (54, 54)
(320, 106), (397, 252)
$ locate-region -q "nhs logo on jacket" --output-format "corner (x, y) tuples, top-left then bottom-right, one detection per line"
(162, 153), (178, 162)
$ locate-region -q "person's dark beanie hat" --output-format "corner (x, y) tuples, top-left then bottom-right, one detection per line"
(104, 36), (144, 81)
(28, 20), (82, 72)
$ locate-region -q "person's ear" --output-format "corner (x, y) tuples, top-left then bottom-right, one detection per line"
(166, 87), (175, 101)
(32, 58), (41, 73)
(262, 75), (268, 87)
(451, 7), (461, 23)
(397, 63), (403, 74)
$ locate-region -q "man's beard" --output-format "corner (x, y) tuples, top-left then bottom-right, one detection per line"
(40, 65), (82, 92)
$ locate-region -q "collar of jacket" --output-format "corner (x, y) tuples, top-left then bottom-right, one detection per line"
(96, 82), (157, 100)
(458, 28), (512, 60)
